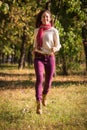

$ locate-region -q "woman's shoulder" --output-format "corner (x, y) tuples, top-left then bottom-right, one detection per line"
(34, 28), (39, 32)
(34, 28), (39, 35)
(50, 27), (59, 33)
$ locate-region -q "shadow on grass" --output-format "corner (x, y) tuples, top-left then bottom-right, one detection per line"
(0, 80), (34, 89)
(52, 80), (87, 87)
(0, 72), (35, 77)
(0, 64), (17, 70)
(0, 79), (87, 90)
(0, 69), (87, 90)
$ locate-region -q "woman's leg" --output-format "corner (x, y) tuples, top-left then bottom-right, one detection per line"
(34, 58), (44, 102)
(43, 55), (55, 95)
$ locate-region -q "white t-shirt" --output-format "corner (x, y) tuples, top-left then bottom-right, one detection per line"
(34, 27), (61, 54)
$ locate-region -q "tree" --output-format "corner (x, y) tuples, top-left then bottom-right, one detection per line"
(18, 26), (27, 69)
(81, 0), (87, 71)
(0, 0), (86, 75)
(0, 0), (38, 67)
(50, 0), (86, 75)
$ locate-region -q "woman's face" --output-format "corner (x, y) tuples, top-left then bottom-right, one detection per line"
(41, 12), (51, 25)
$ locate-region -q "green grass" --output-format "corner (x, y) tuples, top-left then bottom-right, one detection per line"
(0, 67), (87, 130)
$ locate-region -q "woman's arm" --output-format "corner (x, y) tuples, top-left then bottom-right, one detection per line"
(52, 29), (61, 53)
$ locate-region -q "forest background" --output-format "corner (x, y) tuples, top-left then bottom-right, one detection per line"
(0, 0), (87, 75)
(0, 1), (87, 130)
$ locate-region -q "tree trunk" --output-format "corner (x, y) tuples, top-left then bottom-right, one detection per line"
(27, 44), (33, 67)
(83, 40), (87, 71)
(62, 55), (68, 75)
(18, 26), (27, 69)
(82, 22), (87, 72)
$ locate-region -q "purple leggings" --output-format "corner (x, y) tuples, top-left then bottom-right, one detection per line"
(34, 52), (55, 101)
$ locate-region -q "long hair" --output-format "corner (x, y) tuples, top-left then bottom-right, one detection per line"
(35, 10), (54, 28)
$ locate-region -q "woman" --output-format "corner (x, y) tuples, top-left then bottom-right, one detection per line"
(33, 10), (61, 114)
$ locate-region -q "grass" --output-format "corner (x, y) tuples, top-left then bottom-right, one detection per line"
(0, 66), (87, 130)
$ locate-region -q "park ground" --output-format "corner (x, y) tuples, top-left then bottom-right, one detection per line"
(0, 65), (87, 130)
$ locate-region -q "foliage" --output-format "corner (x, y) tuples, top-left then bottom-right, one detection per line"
(50, 0), (87, 73)
(0, 0), (38, 61)
(0, 0), (87, 73)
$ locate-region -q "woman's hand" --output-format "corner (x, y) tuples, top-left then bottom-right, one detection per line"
(32, 50), (35, 55)
(51, 47), (55, 53)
